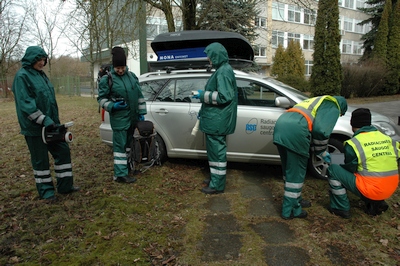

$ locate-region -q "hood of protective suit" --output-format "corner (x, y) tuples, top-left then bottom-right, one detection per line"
(333, 96), (348, 116)
(21, 46), (48, 68)
(204, 42), (229, 69)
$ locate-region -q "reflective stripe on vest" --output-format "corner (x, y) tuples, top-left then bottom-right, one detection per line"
(286, 95), (340, 131)
(345, 131), (399, 199)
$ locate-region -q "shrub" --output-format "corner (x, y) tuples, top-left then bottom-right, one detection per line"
(341, 60), (388, 97)
(277, 74), (310, 92)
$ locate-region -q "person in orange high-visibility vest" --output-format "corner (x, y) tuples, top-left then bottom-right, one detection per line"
(273, 95), (348, 220)
(327, 108), (399, 219)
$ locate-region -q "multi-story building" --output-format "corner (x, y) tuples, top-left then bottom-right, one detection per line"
(145, 0), (371, 77)
(89, 1), (371, 78)
(252, 0), (371, 76)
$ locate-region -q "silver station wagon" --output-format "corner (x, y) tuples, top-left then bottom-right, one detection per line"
(99, 31), (400, 179)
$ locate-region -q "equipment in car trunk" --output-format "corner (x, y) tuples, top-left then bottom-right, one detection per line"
(128, 120), (161, 173)
(42, 122), (74, 144)
(149, 30), (255, 71)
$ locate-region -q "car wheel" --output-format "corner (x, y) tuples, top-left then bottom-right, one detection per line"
(155, 133), (168, 163)
(308, 138), (344, 180)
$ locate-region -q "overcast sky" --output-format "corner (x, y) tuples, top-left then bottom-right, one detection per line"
(14, 0), (81, 58)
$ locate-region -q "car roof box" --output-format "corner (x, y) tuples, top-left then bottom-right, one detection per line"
(149, 30), (254, 71)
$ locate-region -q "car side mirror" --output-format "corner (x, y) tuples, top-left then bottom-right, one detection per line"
(275, 97), (291, 108)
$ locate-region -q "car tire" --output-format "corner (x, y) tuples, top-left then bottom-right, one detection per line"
(155, 133), (168, 163)
(308, 138), (345, 180)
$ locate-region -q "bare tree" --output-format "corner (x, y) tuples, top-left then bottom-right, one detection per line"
(24, 0), (70, 79)
(64, 0), (143, 97)
(144, 0), (177, 31)
(144, 0), (260, 41)
(0, 0), (29, 97)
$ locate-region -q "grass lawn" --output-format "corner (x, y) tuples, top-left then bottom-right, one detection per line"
(0, 95), (399, 265)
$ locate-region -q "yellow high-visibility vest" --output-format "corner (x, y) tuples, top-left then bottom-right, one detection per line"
(287, 95), (340, 131)
(345, 131), (399, 200)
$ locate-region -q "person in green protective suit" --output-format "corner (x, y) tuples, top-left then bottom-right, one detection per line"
(327, 108), (399, 219)
(12, 46), (79, 201)
(193, 42), (238, 194)
(273, 95), (347, 219)
(97, 46), (147, 183)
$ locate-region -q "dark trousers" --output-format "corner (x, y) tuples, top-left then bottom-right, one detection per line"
(276, 144), (308, 218)
(205, 134), (227, 191)
(25, 136), (74, 199)
(112, 127), (133, 178)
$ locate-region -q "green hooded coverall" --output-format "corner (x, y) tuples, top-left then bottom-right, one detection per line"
(12, 46), (75, 199)
(97, 67), (147, 179)
(273, 95), (347, 218)
(197, 42), (238, 192)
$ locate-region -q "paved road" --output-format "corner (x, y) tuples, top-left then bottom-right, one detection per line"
(351, 100), (400, 130)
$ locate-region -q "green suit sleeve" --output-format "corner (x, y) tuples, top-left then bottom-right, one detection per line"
(97, 75), (113, 113)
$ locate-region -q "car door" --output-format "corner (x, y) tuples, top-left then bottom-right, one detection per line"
(147, 77), (209, 158)
(226, 78), (287, 163)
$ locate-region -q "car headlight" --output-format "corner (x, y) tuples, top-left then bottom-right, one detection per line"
(372, 121), (399, 137)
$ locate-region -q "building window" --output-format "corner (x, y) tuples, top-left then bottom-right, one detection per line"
(147, 17), (182, 39)
(344, 17), (354, 32)
(344, 0), (355, 9)
(272, 30), (285, 48)
(147, 17), (169, 38)
(303, 34), (314, 50)
(305, 60), (313, 76)
(254, 46), (267, 57)
(272, 2), (285, 21)
(288, 5), (301, 23)
(355, 20), (364, 33)
(255, 17), (267, 28)
(356, 0), (365, 8)
(288, 33), (300, 44)
(304, 9), (316, 25)
(342, 40), (352, 54)
(353, 42), (364, 55)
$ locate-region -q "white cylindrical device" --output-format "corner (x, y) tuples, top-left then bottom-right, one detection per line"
(191, 120), (200, 136)
(65, 132), (73, 143)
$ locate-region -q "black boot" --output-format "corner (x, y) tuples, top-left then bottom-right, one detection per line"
(365, 200), (389, 216)
(328, 207), (351, 219)
(281, 210), (308, 220)
(115, 176), (137, 183)
(201, 186), (224, 194)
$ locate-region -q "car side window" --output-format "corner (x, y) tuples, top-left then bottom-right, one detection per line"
(236, 79), (281, 107)
(140, 79), (168, 101)
(157, 81), (175, 102)
(176, 78), (207, 103)
(156, 78), (208, 102)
